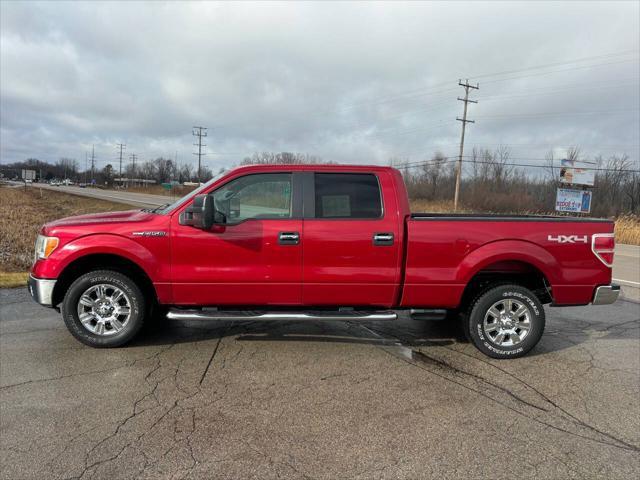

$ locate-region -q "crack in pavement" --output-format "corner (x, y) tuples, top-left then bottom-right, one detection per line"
(358, 323), (640, 454)
(0, 343), (176, 392)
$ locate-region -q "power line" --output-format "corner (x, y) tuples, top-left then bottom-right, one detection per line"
(396, 156), (640, 173)
(341, 50), (638, 110)
(392, 142), (640, 158)
(454, 79), (479, 211)
(468, 50), (639, 80)
(344, 78), (640, 131)
(479, 57), (638, 86)
(192, 126), (207, 183)
(462, 158), (640, 173)
(475, 108), (639, 119)
(478, 80), (639, 102)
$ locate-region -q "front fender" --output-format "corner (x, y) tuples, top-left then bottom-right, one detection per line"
(457, 239), (559, 284)
(31, 233), (161, 282)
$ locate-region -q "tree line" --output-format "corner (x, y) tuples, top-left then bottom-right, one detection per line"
(0, 157), (217, 185)
(395, 147), (639, 217)
(1, 147), (637, 216)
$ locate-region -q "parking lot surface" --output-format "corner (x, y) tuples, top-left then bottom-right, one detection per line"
(1, 288), (639, 479)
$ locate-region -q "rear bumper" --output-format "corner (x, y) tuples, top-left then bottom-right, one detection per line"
(27, 275), (57, 307)
(592, 284), (620, 305)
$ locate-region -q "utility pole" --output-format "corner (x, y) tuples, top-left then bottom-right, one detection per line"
(130, 153), (137, 187)
(84, 152), (88, 185)
(454, 79), (479, 211)
(90, 144), (96, 186)
(192, 126), (207, 183)
(116, 143), (126, 188)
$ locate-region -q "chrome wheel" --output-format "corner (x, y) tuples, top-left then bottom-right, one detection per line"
(483, 298), (531, 347)
(76, 284), (132, 336)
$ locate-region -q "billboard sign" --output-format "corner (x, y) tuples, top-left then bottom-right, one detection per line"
(555, 188), (592, 214)
(21, 169), (36, 181)
(559, 159), (595, 186)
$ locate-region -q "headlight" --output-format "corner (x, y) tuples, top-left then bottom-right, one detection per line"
(34, 235), (59, 260)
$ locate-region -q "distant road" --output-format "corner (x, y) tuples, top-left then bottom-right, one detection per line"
(613, 244), (640, 301)
(27, 183), (171, 207)
(22, 182), (640, 299)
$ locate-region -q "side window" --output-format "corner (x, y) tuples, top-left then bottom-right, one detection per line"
(314, 173), (382, 219)
(213, 173), (292, 221)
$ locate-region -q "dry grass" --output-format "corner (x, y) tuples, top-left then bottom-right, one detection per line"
(615, 215), (640, 245)
(0, 186), (131, 273)
(409, 199), (472, 213)
(0, 271), (29, 288)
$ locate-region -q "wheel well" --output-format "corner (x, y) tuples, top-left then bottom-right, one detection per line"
(459, 260), (552, 311)
(51, 254), (157, 308)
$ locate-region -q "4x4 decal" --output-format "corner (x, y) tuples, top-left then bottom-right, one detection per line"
(547, 234), (588, 244)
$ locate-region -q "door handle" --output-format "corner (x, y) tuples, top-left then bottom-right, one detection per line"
(279, 231), (300, 245)
(373, 232), (394, 246)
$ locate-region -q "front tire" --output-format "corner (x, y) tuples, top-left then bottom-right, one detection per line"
(61, 270), (146, 347)
(465, 284), (545, 359)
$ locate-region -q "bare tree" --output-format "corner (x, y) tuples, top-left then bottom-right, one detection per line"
(241, 152), (323, 165)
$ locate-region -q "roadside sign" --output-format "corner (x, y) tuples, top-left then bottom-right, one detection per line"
(555, 187), (592, 214)
(21, 169), (36, 181)
(559, 159), (595, 186)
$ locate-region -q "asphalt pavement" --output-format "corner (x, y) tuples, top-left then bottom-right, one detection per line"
(1, 287), (639, 479)
(614, 244), (640, 301)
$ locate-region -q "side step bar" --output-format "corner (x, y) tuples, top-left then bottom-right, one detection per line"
(410, 309), (447, 321)
(167, 309), (397, 322)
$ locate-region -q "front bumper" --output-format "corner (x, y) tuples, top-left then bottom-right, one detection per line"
(592, 284), (620, 305)
(27, 274), (57, 307)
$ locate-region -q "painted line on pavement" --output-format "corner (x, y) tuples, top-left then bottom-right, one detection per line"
(613, 278), (640, 287)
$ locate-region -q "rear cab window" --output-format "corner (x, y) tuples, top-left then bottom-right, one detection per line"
(313, 173), (382, 219)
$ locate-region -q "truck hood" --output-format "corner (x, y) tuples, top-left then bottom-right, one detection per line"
(43, 209), (157, 229)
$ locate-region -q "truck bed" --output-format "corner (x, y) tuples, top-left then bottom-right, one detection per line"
(402, 214), (614, 308)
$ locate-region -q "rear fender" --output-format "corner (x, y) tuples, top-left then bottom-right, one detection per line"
(457, 239), (559, 285)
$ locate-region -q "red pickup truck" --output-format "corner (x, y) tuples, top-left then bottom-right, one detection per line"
(29, 164), (619, 358)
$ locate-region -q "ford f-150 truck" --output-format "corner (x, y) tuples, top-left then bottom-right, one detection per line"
(28, 164), (619, 358)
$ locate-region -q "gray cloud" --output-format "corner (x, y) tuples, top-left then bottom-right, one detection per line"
(1, 1), (638, 174)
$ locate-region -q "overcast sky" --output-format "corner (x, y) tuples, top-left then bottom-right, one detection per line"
(1, 1), (639, 174)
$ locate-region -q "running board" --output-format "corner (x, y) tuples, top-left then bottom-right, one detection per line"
(166, 309), (397, 322)
(410, 309), (448, 321)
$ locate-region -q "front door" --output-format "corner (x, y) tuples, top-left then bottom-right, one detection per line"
(171, 172), (303, 306)
(302, 171), (402, 307)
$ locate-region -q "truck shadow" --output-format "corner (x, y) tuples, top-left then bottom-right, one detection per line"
(135, 313), (463, 349)
(133, 305), (640, 357)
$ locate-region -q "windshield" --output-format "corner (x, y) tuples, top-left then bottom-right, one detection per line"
(155, 172), (226, 215)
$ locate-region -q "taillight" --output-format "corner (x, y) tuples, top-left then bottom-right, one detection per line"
(591, 233), (615, 267)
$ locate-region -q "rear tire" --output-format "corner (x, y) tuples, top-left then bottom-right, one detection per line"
(465, 284), (545, 359)
(61, 270), (146, 348)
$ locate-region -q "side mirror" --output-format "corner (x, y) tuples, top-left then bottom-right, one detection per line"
(179, 194), (219, 228)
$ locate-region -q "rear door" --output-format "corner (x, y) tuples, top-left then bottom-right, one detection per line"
(302, 171), (402, 307)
